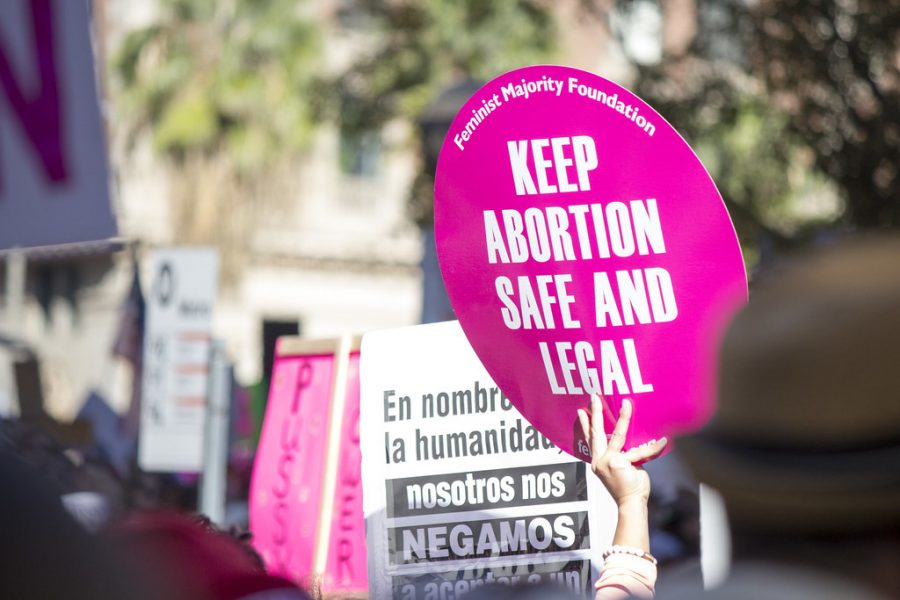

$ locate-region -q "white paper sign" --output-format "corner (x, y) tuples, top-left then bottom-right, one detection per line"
(0, 0), (116, 250)
(360, 321), (616, 599)
(139, 248), (219, 472)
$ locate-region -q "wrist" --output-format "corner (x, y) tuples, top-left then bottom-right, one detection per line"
(616, 495), (649, 512)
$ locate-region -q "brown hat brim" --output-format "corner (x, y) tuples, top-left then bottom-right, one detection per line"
(675, 430), (900, 534)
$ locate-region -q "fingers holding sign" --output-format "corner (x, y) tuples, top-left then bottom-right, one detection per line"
(607, 396), (632, 453)
(624, 438), (668, 464)
(577, 393), (606, 456)
(577, 394), (667, 506)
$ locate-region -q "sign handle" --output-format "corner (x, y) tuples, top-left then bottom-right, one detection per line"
(4, 249), (26, 336)
(312, 334), (354, 576)
(199, 338), (230, 524)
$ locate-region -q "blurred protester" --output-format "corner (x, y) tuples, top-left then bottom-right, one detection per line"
(582, 237), (900, 600)
(579, 239), (900, 600)
(0, 417), (126, 528)
(669, 237), (900, 599)
(0, 449), (165, 599)
(643, 456), (700, 567)
(111, 511), (312, 600)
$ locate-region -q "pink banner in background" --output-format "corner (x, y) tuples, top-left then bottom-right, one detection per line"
(321, 352), (368, 593)
(249, 342), (367, 594)
(250, 350), (335, 583)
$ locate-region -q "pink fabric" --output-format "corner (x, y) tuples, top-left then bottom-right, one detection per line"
(595, 554), (657, 600)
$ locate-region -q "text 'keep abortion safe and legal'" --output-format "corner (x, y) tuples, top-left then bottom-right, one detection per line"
(482, 135), (677, 400)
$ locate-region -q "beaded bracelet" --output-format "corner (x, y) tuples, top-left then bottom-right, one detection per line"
(602, 544), (658, 565)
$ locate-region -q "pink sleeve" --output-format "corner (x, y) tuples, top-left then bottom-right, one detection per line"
(594, 554), (657, 600)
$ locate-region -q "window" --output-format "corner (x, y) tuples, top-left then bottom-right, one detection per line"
(339, 128), (381, 178)
(262, 319), (300, 383)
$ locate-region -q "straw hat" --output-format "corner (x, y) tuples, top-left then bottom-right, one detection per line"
(677, 236), (900, 534)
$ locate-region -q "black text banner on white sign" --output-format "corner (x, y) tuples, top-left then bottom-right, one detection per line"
(359, 322), (616, 599)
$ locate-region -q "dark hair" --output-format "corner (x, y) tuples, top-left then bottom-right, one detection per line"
(193, 512), (266, 572)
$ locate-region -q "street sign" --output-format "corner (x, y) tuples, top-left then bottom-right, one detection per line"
(139, 248), (219, 472)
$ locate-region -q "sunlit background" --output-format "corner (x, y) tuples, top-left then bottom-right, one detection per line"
(0, 0), (897, 518)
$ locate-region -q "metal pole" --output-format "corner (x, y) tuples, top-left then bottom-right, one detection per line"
(5, 249), (26, 335)
(699, 483), (731, 589)
(2, 250), (27, 416)
(199, 338), (230, 525)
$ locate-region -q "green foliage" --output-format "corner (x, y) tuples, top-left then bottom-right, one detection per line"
(327, 0), (557, 227)
(112, 0), (320, 173)
(749, 0), (900, 227)
(630, 58), (840, 266)
(327, 0), (557, 135)
(619, 0), (900, 264)
(615, 0), (858, 268)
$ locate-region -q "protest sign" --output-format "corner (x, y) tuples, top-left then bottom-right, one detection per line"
(249, 335), (367, 594)
(0, 0), (116, 250)
(360, 321), (616, 599)
(434, 65), (747, 457)
(139, 248), (219, 472)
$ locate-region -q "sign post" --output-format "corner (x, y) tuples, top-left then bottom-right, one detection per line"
(199, 339), (230, 524)
(3, 250), (25, 334)
(139, 248), (219, 473)
(360, 321), (616, 599)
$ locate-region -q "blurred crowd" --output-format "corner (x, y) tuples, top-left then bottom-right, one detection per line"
(3, 236), (899, 599)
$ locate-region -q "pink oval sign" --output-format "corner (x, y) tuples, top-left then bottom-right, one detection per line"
(435, 65), (747, 459)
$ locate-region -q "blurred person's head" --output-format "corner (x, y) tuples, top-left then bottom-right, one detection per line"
(677, 236), (900, 592)
(110, 511), (311, 600)
(0, 417), (126, 525)
(0, 449), (165, 600)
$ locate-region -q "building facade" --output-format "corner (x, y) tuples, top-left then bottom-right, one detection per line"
(1, 0), (665, 419)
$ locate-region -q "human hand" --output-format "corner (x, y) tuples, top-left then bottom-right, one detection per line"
(577, 394), (667, 507)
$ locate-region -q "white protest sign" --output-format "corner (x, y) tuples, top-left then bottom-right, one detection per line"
(0, 0), (116, 250)
(360, 321), (617, 599)
(139, 248), (219, 472)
